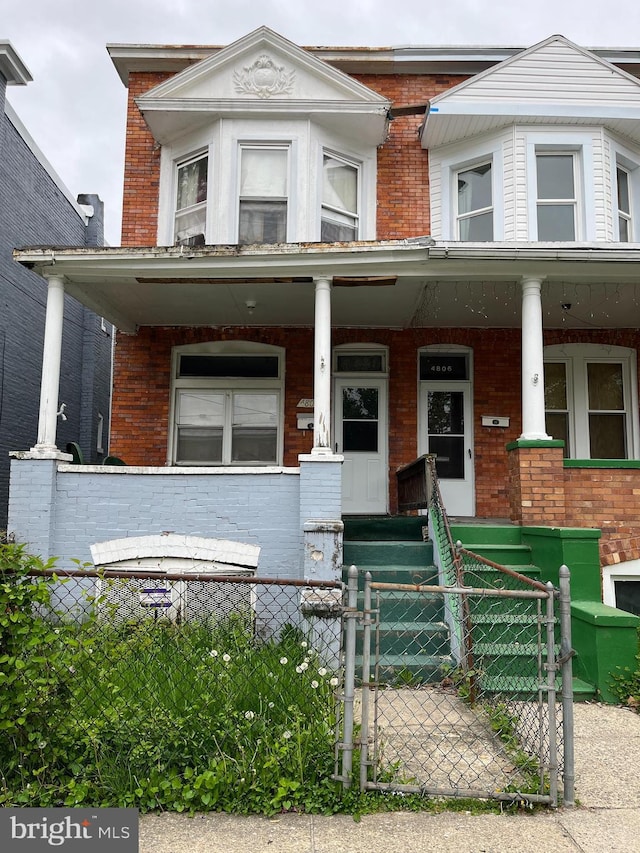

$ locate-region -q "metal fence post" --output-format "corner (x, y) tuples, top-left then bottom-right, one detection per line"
(359, 571), (372, 791)
(341, 565), (358, 788)
(559, 565), (575, 807)
(545, 581), (559, 807)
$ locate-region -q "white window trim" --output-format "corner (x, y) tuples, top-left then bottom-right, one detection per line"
(168, 341), (285, 466)
(236, 141), (293, 244)
(525, 132), (595, 241)
(544, 344), (639, 459)
(454, 159), (493, 240)
(603, 559), (640, 612)
(611, 140), (640, 242)
(439, 139), (504, 241)
(320, 149), (361, 241)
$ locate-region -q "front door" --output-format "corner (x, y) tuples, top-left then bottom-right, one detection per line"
(335, 378), (388, 514)
(419, 384), (474, 516)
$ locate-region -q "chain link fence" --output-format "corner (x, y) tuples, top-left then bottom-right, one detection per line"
(4, 567), (345, 809)
(341, 557), (574, 807)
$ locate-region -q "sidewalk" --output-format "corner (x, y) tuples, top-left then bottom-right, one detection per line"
(139, 702), (640, 853)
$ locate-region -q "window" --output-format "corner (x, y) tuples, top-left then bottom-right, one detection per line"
(174, 153), (208, 246)
(96, 413), (104, 455)
(455, 162), (493, 240)
(238, 146), (288, 244)
(617, 165), (632, 241)
(544, 345), (637, 459)
(171, 346), (283, 466)
(536, 153), (577, 240)
(321, 153), (359, 241)
(603, 561), (640, 616)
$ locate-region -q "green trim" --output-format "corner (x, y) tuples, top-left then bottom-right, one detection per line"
(523, 526), (601, 541)
(564, 459), (640, 469)
(572, 600), (640, 627)
(506, 439), (565, 450)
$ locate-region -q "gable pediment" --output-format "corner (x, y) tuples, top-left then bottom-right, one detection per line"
(422, 35), (640, 147)
(137, 27), (390, 144)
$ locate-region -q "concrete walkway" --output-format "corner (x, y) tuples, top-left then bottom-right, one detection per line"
(139, 702), (640, 853)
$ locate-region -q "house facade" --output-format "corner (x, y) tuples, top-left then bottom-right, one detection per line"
(0, 41), (112, 530)
(8, 29), (640, 614)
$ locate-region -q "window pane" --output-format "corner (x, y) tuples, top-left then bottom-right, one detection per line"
(544, 362), (567, 409)
(589, 413), (626, 458)
(175, 207), (206, 246)
(429, 435), (465, 479)
(177, 427), (223, 463)
(342, 388), (378, 420)
(232, 428), (277, 462)
(343, 421), (378, 452)
(587, 363), (624, 410)
(239, 200), (287, 244)
(614, 580), (640, 616)
(233, 394), (278, 427)
(321, 218), (357, 242)
(619, 216), (629, 242)
(178, 392), (225, 424)
(428, 391), (464, 435)
(180, 355), (279, 379)
(420, 354), (468, 381)
(323, 155), (357, 213)
(336, 354), (384, 373)
(459, 211), (493, 241)
(545, 413), (569, 456)
(457, 163), (492, 214)
(537, 155), (574, 199)
(537, 205), (575, 240)
(240, 148), (287, 197)
(177, 156), (208, 210)
(617, 167), (630, 214)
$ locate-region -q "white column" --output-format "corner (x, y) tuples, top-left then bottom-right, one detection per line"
(520, 275), (550, 440)
(32, 273), (66, 453)
(312, 276), (332, 453)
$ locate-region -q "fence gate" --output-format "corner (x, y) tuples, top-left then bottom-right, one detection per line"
(340, 564), (575, 807)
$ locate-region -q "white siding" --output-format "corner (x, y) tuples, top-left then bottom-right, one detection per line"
(442, 40), (640, 108)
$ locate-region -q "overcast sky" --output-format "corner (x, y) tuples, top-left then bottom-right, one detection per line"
(4, 0), (640, 245)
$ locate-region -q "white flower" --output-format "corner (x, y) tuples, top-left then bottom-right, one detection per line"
(222, 653), (231, 663)
(280, 657), (288, 665)
(300, 641), (308, 648)
(268, 701), (275, 708)
(244, 711), (255, 720)
(296, 665), (303, 673)
(209, 649), (218, 658)
(283, 730), (292, 740)
(318, 667), (327, 677)
(329, 677), (339, 687)
(311, 680), (319, 689)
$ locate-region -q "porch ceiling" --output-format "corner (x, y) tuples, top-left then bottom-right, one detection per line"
(14, 240), (640, 333)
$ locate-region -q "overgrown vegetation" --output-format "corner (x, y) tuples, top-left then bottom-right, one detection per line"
(0, 543), (490, 816)
(611, 627), (640, 711)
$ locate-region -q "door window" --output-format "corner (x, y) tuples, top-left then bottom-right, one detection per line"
(341, 387), (379, 452)
(427, 391), (465, 479)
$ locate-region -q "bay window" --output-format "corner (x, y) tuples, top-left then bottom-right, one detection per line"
(238, 145), (288, 244)
(321, 153), (359, 241)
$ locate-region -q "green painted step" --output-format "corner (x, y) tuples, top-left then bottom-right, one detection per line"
(358, 622), (450, 657)
(478, 674), (596, 700)
(369, 653), (453, 685)
(450, 524), (524, 546)
(346, 565), (439, 586)
(343, 515), (427, 541)
(361, 592), (446, 622)
(343, 540), (434, 567)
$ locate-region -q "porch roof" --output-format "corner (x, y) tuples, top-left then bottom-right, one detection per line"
(14, 239), (640, 333)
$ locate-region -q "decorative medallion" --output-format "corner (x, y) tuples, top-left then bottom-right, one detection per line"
(233, 55), (295, 99)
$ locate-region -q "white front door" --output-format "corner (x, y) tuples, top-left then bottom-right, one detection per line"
(335, 378), (388, 514)
(419, 380), (475, 517)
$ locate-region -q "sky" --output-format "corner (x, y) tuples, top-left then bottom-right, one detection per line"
(4, 0), (640, 246)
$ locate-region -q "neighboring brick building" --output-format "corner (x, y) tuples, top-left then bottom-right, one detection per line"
(7, 28), (640, 615)
(0, 42), (112, 529)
